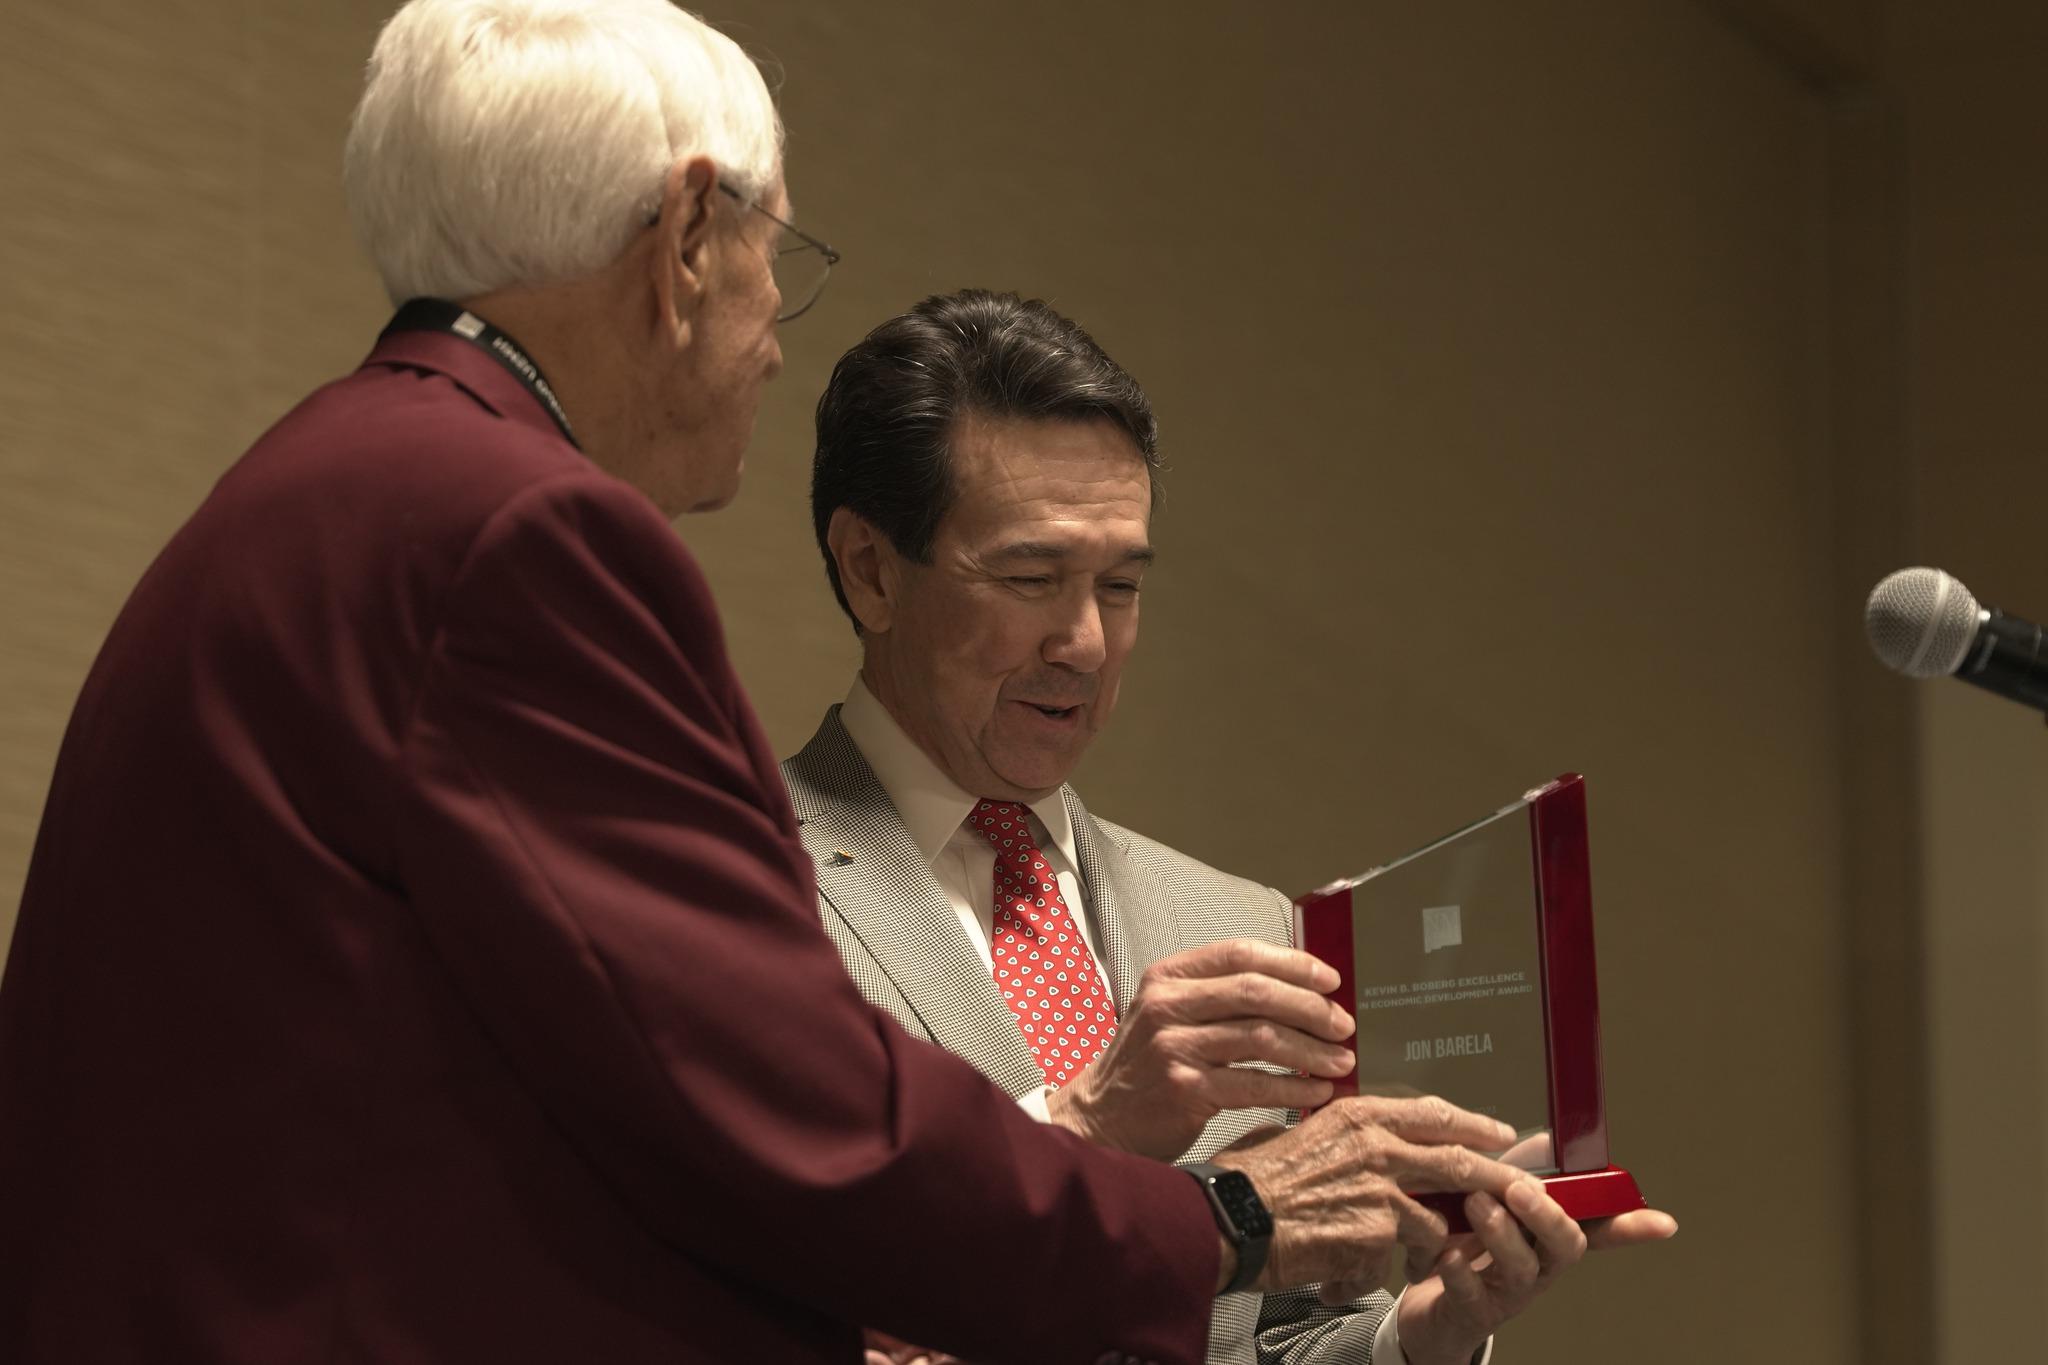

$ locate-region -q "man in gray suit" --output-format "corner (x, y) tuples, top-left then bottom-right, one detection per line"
(783, 291), (1674, 1365)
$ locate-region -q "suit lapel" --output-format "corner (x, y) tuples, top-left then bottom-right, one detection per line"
(783, 711), (1045, 1098)
(1064, 789), (1186, 1015)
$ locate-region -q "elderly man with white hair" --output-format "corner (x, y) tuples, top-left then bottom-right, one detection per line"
(0, 4), (1546, 1363)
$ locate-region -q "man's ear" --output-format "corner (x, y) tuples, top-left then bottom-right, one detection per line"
(828, 507), (901, 634)
(649, 155), (719, 343)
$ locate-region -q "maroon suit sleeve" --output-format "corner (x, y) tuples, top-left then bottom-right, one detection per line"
(389, 471), (1217, 1364)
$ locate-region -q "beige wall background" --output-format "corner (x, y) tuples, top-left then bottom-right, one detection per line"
(1899, 4), (2048, 1360)
(2, 2), (2043, 1361)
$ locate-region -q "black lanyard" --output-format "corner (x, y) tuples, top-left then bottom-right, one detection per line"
(381, 297), (579, 448)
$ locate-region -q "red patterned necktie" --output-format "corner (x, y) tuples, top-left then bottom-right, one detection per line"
(967, 800), (1118, 1087)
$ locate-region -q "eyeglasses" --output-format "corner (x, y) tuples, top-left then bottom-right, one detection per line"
(718, 182), (840, 322)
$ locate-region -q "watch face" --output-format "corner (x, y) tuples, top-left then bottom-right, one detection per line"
(1214, 1171), (1273, 1239)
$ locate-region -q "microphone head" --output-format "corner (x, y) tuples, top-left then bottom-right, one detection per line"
(1865, 567), (1983, 679)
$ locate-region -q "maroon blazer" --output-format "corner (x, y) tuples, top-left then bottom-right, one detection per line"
(0, 328), (1216, 1364)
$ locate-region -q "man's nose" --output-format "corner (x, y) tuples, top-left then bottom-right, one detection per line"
(1043, 593), (1106, 672)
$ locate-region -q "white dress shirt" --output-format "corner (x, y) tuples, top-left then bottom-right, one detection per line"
(838, 677), (1474, 1365)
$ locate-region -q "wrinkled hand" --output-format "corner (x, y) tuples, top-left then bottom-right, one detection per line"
(1045, 939), (1356, 1160)
(862, 1327), (964, 1365)
(1210, 1095), (1529, 1296)
(1393, 1184), (1680, 1365)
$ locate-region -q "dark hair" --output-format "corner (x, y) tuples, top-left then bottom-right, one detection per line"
(811, 289), (1160, 627)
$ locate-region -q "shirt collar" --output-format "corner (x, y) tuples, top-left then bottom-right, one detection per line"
(839, 676), (1079, 874)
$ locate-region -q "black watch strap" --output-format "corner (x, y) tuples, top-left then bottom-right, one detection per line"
(1184, 1162), (1272, 1295)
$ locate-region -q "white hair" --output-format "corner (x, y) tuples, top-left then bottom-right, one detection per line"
(343, 0), (783, 304)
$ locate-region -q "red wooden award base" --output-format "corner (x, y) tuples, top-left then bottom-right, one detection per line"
(1419, 1166), (1643, 1232)
(1541, 1166), (1644, 1221)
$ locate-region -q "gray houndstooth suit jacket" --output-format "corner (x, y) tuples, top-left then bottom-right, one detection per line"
(781, 708), (1392, 1364)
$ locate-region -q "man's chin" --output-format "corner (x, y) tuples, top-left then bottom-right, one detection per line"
(683, 464), (744, 514)
(979, 709), (1095, 799)
(986, 779), (1063, 805)
(982, 753), (1082, 804)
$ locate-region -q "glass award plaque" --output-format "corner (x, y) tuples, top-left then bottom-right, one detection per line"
(1293, 774), (1644, 1223)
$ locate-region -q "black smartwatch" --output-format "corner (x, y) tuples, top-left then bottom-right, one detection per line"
(1183, 1162), (1272, 1294)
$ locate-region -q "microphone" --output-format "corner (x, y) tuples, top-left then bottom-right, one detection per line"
(1865, 567), (2048, 713)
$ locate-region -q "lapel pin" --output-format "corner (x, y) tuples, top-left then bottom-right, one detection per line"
(826, 849), (855, 867)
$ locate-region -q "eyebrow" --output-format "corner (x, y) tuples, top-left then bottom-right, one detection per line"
(987, 541), (1156, 566)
